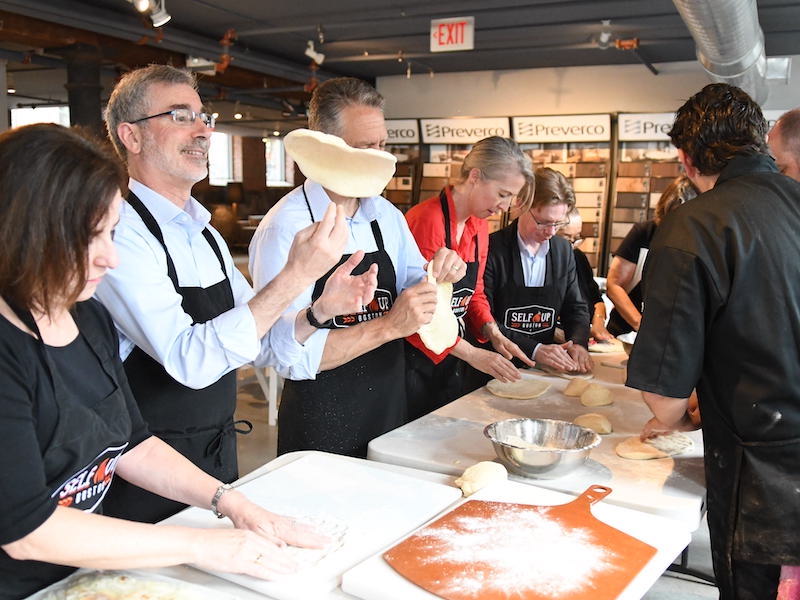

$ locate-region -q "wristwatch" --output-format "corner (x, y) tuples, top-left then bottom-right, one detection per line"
(306, 302), (333, 328)
(211, 483), (233, 519)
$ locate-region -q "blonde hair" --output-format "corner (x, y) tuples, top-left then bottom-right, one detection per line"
(527, 167), (576, 213)
(459, 136), (534, 209)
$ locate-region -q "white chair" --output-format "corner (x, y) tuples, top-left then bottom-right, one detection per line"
(253, 366), (282, 426)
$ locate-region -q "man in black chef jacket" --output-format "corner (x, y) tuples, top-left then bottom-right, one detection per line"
(626, 83), (800, 599)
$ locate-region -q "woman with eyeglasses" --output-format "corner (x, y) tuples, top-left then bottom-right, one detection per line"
(482, 167), (592, 376)
(404, 137), (536, 420)
(605, 175), (697, 336)
(0, 125), (327, 599)
(557, 209), (613, 342)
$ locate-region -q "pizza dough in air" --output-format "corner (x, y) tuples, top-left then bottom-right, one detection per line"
(580, 383), (613, 406)
(417, 265), (458, 354)
(454, 461), (508, 496)
(283, 128), (397, 198)
(616, 432), (694, 460)
(574, 413), (613, 434)
(486, 377), (551, 399)
(564, 378), (591, 397)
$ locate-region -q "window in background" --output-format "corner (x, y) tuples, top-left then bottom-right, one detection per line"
(265, 138), (293, 187)
(208, 131), (233, 186)
(11, 106), (70, 128)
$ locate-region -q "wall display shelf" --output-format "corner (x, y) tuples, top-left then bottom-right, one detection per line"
(383, 120), (421, 213)
(513, 114), (613, 272)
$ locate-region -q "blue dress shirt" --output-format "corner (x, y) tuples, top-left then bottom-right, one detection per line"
(249, 180), (426, 380)
(516, 231), (550, 358)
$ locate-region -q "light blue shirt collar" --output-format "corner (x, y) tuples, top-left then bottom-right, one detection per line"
(128, 178), (210, 236)
(516, 229), (550, 259)
(303, 180), (379, 224)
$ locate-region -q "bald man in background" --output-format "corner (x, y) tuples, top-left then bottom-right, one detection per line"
(768, 108), (800, 182)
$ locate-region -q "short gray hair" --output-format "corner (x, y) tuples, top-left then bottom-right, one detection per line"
(105, 64), (197, 160)
(307, 77), (385, 136)
(459, 136), (535, 209)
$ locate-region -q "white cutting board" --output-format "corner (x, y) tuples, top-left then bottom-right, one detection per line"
(341, 480), (691, 600)
(161, 453), (462, 600)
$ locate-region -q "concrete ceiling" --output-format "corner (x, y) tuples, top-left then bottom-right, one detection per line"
(1, 0), (798, 132)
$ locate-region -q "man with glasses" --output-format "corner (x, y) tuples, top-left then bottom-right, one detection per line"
(483, 167), (591, 374)
(95, 65), (369, 523)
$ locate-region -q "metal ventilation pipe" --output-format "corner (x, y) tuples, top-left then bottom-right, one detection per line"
(672, 0), (768, 104)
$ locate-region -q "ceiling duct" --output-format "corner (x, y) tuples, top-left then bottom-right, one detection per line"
(672, 0), (769, 104)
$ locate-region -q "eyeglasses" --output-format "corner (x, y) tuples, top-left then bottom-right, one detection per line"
(129, 108), (216, 129)
(529, 209), (569, 231)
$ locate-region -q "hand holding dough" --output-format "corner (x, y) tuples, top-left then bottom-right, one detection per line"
(616, 432), (694, 460)
(417, 265), (458, 354)
(454, 461), (508, 496)
(580, 383), (613, 406)
(284, 128), (397, 198)
(574, 413), (613, 434)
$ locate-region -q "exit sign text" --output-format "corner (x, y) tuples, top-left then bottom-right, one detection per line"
(430, 17), (474, 52)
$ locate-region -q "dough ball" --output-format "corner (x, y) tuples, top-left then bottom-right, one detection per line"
(564, 378), (590, 397)
(574, 413), (613, 434)
(486, 378), (550, 399)
(580, 383), (613, 406)
(454, 461), (508, 496)
(615, 432), (694, 460)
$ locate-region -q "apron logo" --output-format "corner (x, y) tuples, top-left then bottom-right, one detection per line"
(334, 288), (394, 327)
(450, 287), (475, 316)
(51, 443), (128, 512)
(504, 304), (556, 335)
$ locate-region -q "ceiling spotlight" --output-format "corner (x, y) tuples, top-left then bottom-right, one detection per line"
(406, 63), (412, 79)
(261, 137), (268, 143)
(6, 73), (15, 94)
(596, 19), (613, 50)
(211, 112), (219, 119)
(304, 40), (325, 65)
(234, 112), (243, 120)
(150, 0), (171, 27)
(133, 0), (150, 12)
(273, 130), (280, 136)
(317, 24), (325, 45)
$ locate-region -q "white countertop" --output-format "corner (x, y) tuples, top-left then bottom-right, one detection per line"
(368, 354), (706, 530)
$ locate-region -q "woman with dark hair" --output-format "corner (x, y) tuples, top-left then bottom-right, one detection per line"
(605, 175), (697, 336)
(0, 124), (325, 599)
(404, 137), (536, 419)
(482, 167), (591, 376)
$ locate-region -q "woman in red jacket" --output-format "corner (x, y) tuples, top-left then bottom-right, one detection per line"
(404, 137), (535, 420)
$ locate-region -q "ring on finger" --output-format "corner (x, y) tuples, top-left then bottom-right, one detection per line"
(255, 553), (264, 563)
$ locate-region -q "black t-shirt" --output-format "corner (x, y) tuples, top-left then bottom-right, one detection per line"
(606, 220), (658, 335)
(573, 248), (602, 316)
(0, 299), (150, 599)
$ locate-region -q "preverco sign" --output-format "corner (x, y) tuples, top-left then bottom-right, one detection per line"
(421, 117), (510, 144)
(385, 119), (419, 144)
(512, 114), (610, 143)
(618, 113), (675, 141)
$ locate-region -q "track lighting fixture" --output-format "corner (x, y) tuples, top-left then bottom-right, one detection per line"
(304, 40), (325, 65)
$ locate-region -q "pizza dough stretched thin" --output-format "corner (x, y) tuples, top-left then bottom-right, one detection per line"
(283, 128), (397, 198)
(616, 432), (694, 460)
(417, 266), (458, 354)
(486, 377), (551, 399)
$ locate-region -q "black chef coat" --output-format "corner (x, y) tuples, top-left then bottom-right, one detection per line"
(626, 153), (800, 599)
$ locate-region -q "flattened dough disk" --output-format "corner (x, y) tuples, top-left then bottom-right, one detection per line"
(616, 432), (694, 460)
(580, 383), (613, 406)
(283, 128), (397, 198)
(417, 265), (458, 355)
(486, 377), (551, 399)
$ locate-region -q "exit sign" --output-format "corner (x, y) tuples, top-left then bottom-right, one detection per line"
(430, 16), (474, 52)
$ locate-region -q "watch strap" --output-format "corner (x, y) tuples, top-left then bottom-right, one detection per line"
(211, 483), (233, 518)
(306, 303), (333, 328)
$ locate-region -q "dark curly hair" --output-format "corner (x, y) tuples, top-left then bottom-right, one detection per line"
(668, 83), (768, 175)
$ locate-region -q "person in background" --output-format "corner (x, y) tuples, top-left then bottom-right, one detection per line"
(248, 77), (466, 457)
(482, 167), (591, 377)
(96, 65), (368, 524)
(557, 209), (612, 342)
(404, 136), (536, 420)
(768, 108), (800, 182)
(605, 175), (697, 336)
(0, 124), (326, 599)
(626, 83), (800, 599)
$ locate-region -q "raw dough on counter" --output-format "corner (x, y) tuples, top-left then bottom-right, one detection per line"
(417, 265), (458, 354)
(537, 364), (594, 380)
(563, 378), (591, 397)
(580, 383), (613, 406)
(486, 377), (551, 399)
(574, 413), (613, 434)
(588, 339), (625, 353)
(454, 461), (508, 496)
(616, 432), (694, 460)
(40, 571), (223, 600)
(283, 128), (397, 198)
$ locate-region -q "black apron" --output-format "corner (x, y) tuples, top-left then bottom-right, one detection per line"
(406, 189), (480, 421)
(3, 306), (132, 599)
(277, 189), (406, 458)
(494, 237), (563, 361)
(702, 394), (799, 598)
(102, 192), (246, 525)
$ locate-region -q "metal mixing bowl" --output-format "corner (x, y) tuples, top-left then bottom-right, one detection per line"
(483, 418), (601, 479)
